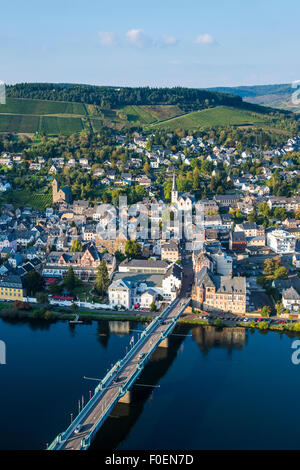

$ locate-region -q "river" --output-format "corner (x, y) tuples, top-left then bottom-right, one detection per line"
(0, 317), (299, 450)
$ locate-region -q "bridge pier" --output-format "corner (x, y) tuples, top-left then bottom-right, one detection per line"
(118, 390), (131, 404)
(158, 337), (169, 349)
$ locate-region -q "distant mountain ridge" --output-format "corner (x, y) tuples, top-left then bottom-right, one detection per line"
(208, 83), (299, 112)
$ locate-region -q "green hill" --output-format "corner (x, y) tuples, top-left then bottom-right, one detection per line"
(150, 105), (292, 134)
(0, 86), (297, 135)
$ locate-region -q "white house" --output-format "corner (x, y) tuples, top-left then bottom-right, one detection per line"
(267, 229), (296, 254)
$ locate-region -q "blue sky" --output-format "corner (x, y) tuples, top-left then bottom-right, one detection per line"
(1, 0), (300, 88)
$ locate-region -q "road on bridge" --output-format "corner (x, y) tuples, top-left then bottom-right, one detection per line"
(52, 295), (189, 450)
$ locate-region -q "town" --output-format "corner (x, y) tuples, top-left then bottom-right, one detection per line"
(0, 128), (299, 329)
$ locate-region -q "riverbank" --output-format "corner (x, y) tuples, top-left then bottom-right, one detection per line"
(179, 316), (300, 334)
(0, 305), (153, 323)
(1, 303), (300, 335)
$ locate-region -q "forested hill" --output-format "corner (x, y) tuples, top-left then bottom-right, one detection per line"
(6, 83), (243, 111)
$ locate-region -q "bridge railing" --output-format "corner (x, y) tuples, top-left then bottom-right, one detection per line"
(79, 300), (189, 448)
(47, 298), (184, 450)
(94, 360), (121, 394)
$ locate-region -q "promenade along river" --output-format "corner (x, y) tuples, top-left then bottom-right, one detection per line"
(1, 316), (300, 450)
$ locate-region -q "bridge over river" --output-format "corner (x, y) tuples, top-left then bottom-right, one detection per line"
(47, 296), (190, 450)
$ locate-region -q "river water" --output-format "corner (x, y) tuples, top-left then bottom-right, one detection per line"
(0, 317), (299, 450)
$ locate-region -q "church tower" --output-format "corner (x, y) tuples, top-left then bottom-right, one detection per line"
(52, 178), (59, 203)
(171, 171), (178, 204)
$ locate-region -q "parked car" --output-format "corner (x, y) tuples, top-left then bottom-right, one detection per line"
(74, 424), (82, 434)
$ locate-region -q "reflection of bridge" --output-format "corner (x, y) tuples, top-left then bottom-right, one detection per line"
(48, 296), (190, 451)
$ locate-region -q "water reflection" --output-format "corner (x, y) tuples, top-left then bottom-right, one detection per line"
(192, 326), (246, 355)
(89, 324), (189, 450)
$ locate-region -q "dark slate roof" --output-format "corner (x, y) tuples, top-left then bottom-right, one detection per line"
(282, 286), (300, 301)
(163, 263), (182, 280)
(120, 259), (169, 269)
(0, 275), (22, 289)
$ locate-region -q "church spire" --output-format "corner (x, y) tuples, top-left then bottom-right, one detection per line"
(171, 170), (178, 204)
(172, 170), (177, 192)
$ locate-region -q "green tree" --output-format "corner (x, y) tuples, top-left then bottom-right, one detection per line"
(150, 301), (156, 312)
(23, 271), (44, 295)
(64, 266), (76, 291)
(70, 240), (83, 252)
(273, 207), (287, 221)
(95, 260), (110, 296)
(125, 240), (142, 258)
(273, 265), (288, 280)
(261, 306), (271, 317)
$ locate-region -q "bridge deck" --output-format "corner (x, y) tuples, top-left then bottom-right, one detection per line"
(48, 296), (189, 450)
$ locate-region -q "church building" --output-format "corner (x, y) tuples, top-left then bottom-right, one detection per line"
(171, 171), (195, 211)
(52, 179), (72, 204)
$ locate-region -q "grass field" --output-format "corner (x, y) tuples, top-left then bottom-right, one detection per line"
(0, 190), (52, 210)
(150, 106), (270, 130)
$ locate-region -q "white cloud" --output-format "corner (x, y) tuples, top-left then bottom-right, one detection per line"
(161, 35), (178, 46)
(98, 31), (116, 46)
(98, 30), (179, 49)
(126, 29), (151, 48)
(169, 59), (183, 65)
(195, 33), (215, 44)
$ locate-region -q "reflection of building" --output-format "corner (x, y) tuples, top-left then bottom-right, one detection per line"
(192, 325), (246, 352)
(109, 321), (130, 335)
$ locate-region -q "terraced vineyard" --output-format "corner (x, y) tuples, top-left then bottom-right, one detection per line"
(0, 96), (295, 135)
(39, 116), (84, 135)
(0, 97), (86, 116)
(0, 190), (52, 210)
(0, 114), (40, 133)
(151, 106), (269, 129)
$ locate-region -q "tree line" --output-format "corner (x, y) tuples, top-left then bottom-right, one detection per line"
(7, 83), (243, 111)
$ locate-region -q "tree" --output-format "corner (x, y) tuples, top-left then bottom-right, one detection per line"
(115, 250), (126, 262)
(70, 240), (83, 252)
(261, 306), (271, 317)
(64, 266), (76, 291)
(70, 302), (78, 312)
(248, 209), (258, 223)
(192, 167), (201, 191)
(258, 202), (270, 218)
(150, 301), (156, 312)
(95, 260), (110, 296)
(273, 265), (288, 280)
(273, 207), (287, 221)
(263, 258), (276, 277)
(143, 161), (150, 176)
(23, 270), (44, 295)
(125, 240), (142, 258)
(36, 292), (49, 304)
